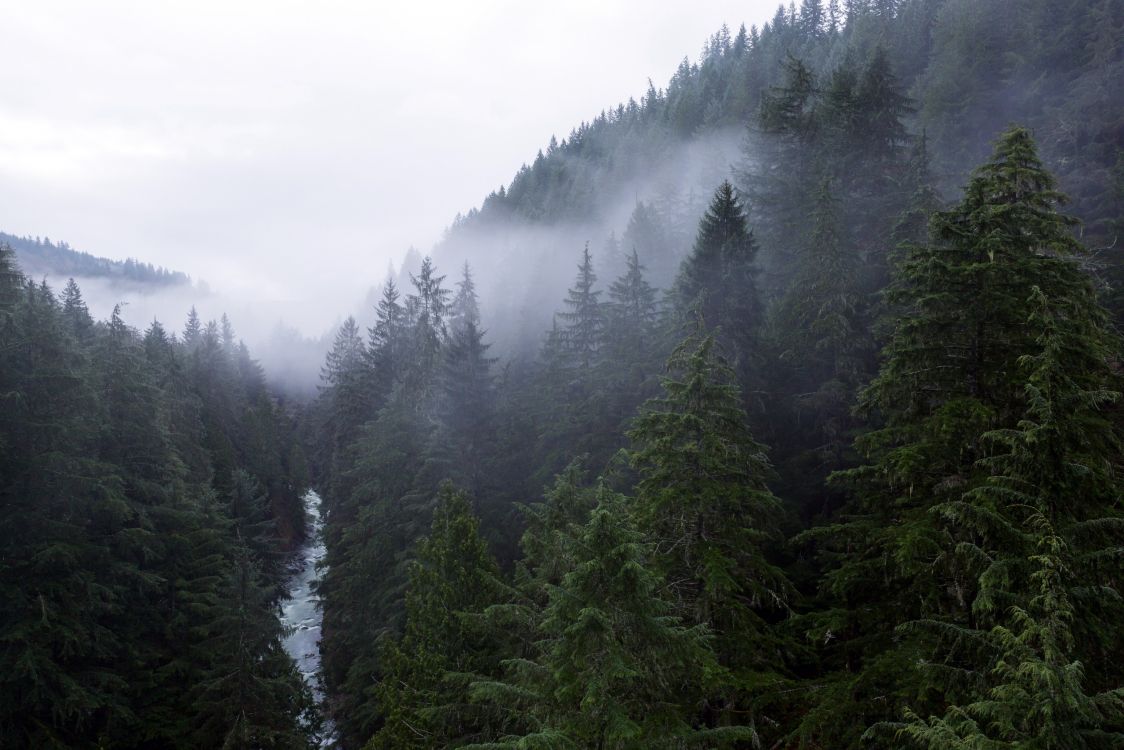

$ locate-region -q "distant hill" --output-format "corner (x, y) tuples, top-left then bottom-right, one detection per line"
(434, 0), (1124, 345)
(0, 232), (191, 287)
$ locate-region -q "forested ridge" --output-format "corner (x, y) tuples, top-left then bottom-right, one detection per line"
(0, 251), (316, 747)
(0, 232), (193, 288)
(307, 1), (1124, 748)
(2, 0), (1122, 749)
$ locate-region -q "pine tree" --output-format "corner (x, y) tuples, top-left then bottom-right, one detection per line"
(225, 469), (283, 581)
(674, 181), (763, 378)
(0, 278), (136, 749)
(777, 177), (866, 389)
(192, 546), (312, 749)
(450, 261), (481, 333)
(408, 256), (451, 373)
(368, 484), (503, 750)
(220, 313), (236, 351)
(60, 278), (93, 337)
(622, 201), (677, 287)
(318, 316), (370, 501)
(605, 248), (659, 364)
(432, 320), (497, 497)
(803, 126), (1117, 746)
(183, 306), (202, 347)
(628, 331), (793, 734)
(854, 47), (912, 163)
(365, 279), (407, 404)
(557, 243), (604, 369)
(471, 487), (739, 749)
(889, 287), (1124, 748)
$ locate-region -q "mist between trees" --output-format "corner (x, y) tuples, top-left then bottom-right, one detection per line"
(2, 0), (1123, 748)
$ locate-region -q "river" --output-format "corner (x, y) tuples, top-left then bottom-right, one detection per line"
(280, 490), (336, 746)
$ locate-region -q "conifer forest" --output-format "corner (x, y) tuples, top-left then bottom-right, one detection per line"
(2, 1), (1124, 748)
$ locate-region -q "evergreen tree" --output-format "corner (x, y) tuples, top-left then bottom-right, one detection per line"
(888, 287), (1124, 748)
(605, 248), (659, 364)
(803, 126), (1118, 746)
(60, 278), (93, 337)
(407, 256), (451, 384)
(318, 316), (370, 502)
(450, 261), (481, 332)
(192, 546), (312, 749)
(674, 181), (763, 380)
(628, 331), (793, 735)
(365, 279), (408, 404)
(368, 484), (503, 750)
(557, 243), (604, 369)
(432, 319), (497, 498)
(471, 488), (739, 750)
(183, 306), (202, 347)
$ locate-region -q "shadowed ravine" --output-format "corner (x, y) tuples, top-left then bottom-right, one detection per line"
(280, 491), (336, 746)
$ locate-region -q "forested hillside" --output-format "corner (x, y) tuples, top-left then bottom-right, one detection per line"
(433, 0), (1124, 349)
(306, 1), (1124, 748)
(2, 0), (1121, 748)
(0, 232), (192, 287)
(0, 247), (316, 748)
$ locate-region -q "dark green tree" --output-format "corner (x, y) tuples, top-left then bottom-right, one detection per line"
(674, 181), (763, 380)
(628, 331), (793, 735)
(367, 484), (503, 750)
(802, 126), (1119, 746)
(471, 487), (739, 750)
(889, 287), (1124, 748)
(557, 243), (604, 370)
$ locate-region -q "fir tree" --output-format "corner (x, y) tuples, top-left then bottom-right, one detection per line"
(889, 287), (1124, 748)
(628, 331), (793, 735)
(368, 484), (503, 750)
(60, 278), (93, 337)
(183, 306), (202, 347)
(557, 243), (604, 369)
(605, 248), (659, 364)
(674, 181), (763, 379)
(450, 261), (481, 333)
(803, 126), (1117, 746)
(471, 487), (739, 750)
(192, 546), (312, 749)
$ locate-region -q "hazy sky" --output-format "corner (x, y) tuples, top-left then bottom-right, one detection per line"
(1, 0), (778, 332)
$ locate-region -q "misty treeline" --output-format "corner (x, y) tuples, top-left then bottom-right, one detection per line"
(0, 250), (318, 748)
(306, 2), (1124, 750)
(0, 232), (192, 288)
(431, 0), (1123, 352)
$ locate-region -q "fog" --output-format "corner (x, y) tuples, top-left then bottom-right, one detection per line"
(2, 0), (779, 380)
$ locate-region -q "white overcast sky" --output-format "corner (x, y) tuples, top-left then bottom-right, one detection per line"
(1, 0), (778, 331)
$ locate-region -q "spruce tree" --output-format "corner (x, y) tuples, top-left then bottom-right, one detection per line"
(450, 261), (481, 333)
(365, 279), (408, 405)
(804, 126), (1119, 746)
(471, 487), (738, 750)
(432, 319), (496, 497)
(557, 243), (604, 370)
(674, 181), (763, 379)
(192, 545), (312, 750)
(889, 287), (1124, 748)
(368, 484), (503, 750)
(60, 278), (93, 337)
(605, 248), (659, 365)
(628, 330), (793, 735)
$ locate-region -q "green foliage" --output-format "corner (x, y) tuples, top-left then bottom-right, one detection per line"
(888, 286), (1124, 747)
(469, 487), (736, 750)
(0, 256), (312, 748)
(674, 181), (763, 375)
(801, 127), (1124, 748)
(367, 484), (506, 750)
(629, 330), (795, 737)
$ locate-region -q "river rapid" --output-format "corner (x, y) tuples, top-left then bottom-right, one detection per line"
(280, 491), (336, 746)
